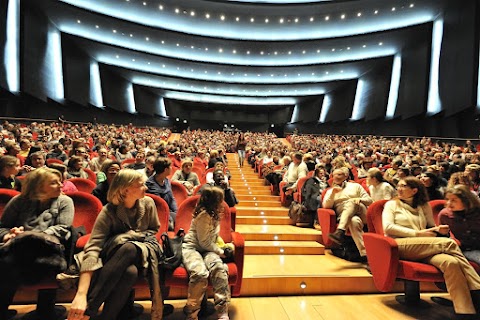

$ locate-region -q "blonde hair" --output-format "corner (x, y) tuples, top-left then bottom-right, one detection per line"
(107, 169), (145, 205)
(21, 167), (62, 200)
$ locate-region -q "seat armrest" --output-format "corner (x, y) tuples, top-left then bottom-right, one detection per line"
(231, 231), (245, 297)
(317, 208), (336, 248)
(363, 232), (399, 292)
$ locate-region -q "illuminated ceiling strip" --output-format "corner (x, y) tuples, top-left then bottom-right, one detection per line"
(319, 94), (331, 123)
(426, 18), (443, 115)
(99, 55), (359, 84)
(90, 61), (104, 107)
(163, 91), (296, 105)
(46, 28), (65, 100)
(127, 83), (136, 113)
(5, 0), (19, 92)
(60, 25), (399, 66)
(59, 0), (435, 41)
(386, 53), (402, 119)
(64, 26), (399, 67)
(351, 79), (366, 121)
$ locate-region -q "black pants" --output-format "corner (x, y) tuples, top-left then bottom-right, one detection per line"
(85, 242), (141, 320)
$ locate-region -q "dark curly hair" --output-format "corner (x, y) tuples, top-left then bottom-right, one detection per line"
(399, 176), (429, 207)
(193, 186), (224, 221)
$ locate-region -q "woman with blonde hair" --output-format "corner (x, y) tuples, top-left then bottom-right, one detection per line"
(0, 167), (74, 319)
(69, 169), (163, 320)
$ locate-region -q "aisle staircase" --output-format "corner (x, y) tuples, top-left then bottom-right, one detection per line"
(227, 153), (382, 296)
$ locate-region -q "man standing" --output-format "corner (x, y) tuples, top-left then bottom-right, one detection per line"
(323, 168), (372, 262)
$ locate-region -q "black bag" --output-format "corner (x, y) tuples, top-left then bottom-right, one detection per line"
(330, 236), (362, 262)
(159, 228), (185, 270)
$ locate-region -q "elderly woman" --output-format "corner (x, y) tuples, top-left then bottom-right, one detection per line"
(0, 168), (74, 319)
(0, 155), (22, 191)
(69, 169), (163, 320)
(172, 159), (200, 196)
(383, 177), (480, 318)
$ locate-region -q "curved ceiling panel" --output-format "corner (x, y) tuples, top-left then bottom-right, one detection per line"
(59, 0), (444, 41)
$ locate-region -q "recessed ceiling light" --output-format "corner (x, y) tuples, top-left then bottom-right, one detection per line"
(176, 43), (179, 46)
(302, 50), (306, 54)
(297, 73), (301, 76)
(274, 51), (278, 55)
(325, 71), (329, 74)
(205, 48), (208, 51)
(161, 40), (164, 44)
(77, 20), (81, 24)
(235, 17), (240, 21)
(129, 34), (133, 37)
(221, 15), (225, 21)
(341, 14), (346, 19)
(113, 29), (117, 33)
(409, 3), (414, 8)
(95, 25), (99, 28)
(132, 59), (135, 61)
(190, 11), (195, 16)
(162, 64), (165, 67)
(233, 50), (236, 54)
(284, 74), (287, 77)
(378, 42), (383, 46)
(392, 7), (396, 11)
(347, 47), (351, 50)
(288, 51), (292, 54)
(191, 45), (194, 49)
(147, 62), (150, 65)
(159, 5), (163, 10)
(205, 71), (208, 73)
(357, 12), (362, 17)
(219, 48), (223, 53)
(363, 44), (367, 47)
(143, 2), (147, 6)
(325, 16), (330, 21)
(244, 74), (248, 76)
(115, 55), (119, 58)
(331, 48), (335, 51)
(312, 72), (315, 75)
(190, 69), (194, 72)
(175, 8), (179, 14)
(374, 10), (379, 14)
(265, 18), (269, 23)
(271, 74), (274, 77)
(294, 18), (299, 23)
(250, 17), (255, 22)
(257, 74), (261, 77)
(279, 18), (284, 23)
(341, 70), (344, 73)
(218, 71), (221, 74)
(310, 17), (314, 22)
(260, 51), (264, 55)
(206, 13), (210, 19)
(247, 51), (250, 54)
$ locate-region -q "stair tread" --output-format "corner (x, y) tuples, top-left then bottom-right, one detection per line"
(236, 224), (322, 235)
(246, 240), (324, 247)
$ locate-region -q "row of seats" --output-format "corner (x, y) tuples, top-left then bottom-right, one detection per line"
(0, 189), (245, 319)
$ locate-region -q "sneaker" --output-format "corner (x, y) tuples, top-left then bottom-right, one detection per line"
(218, 313), (230, 320)
(328, 229), (346, 245)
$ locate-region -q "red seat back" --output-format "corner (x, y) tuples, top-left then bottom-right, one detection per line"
(366, 200), (389, 234)
(146, 193), (170, 237)
(66, 191), (103, 234)
(176, 195), (232, 242)
(83, 168), (97, 183)
(121, 158), (136, 167)
(0, 189), (20, 218)
(68, 178), (97, 193)
(429, 199), (446, 225)
(170, 181), (189, 206)
(46, 158), (64, 165)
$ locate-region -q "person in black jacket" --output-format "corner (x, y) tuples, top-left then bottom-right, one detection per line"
(298, 167), (328, 227)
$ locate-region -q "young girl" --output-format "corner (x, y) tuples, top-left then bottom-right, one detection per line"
(182, 186), (230, 320)
(69, 169), (162, 320)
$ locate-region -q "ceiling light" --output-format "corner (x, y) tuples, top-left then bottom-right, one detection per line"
(218, 48), (223, 53)
(129, 34), (133, 37)
(142, 2), (146, 5)
(374, 10), (379, 14)
(112, 29), (117, 33)
(379, 42), (383, 46)
(363, 44), (367, 47)
(232, 50), (236, 54)
(279, 18), (284, 23)
(235, 17), (240, 21)
(220, 15), (225, 21)
(357, 12), (362, 17)
(162, 64), (165, 67)
(260, 51), (264, 55)
(325, 71), (329, 74)
(341, 14), (346, 19)
(247, 51), (250, 54)
(265, 18), (269, 23)
(317, 49), (320, 53)
(288, 51), (292, 54)
(115, 55), (119, 58)
(392, 7), (396, 11)
(95, 25), (99, 28)
(302, 50), (306, 54)
(147, 62), (150, 65)
(205, 48), (208, 51)
(331, 48), (335, 51)
(161, 40), (164, 44)
(175, 8), (179, 14)
(250, 17), (255, 22)
(310, 17), (314, 22)
(77, 20), (81, 23)
(132, 59), (135, 61)
(274, 51), (278, 55)
(347, 47), (351, 50)
(325, 16), (329, 21)
(297, 73), (301, 76)
(190, 11), (195, 16)
(176, 43), (179, 46)
(218, 71), (221, 74)
(409, 4), (415, 8)
(294, 18), (299, 23)
(190, 69), (194, 72)
(341, 70), (344, 73)
(205, 13), (210, 19)
(159, 5), (163, 10)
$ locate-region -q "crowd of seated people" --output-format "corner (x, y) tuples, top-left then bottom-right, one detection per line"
(3, 120), (480, 317)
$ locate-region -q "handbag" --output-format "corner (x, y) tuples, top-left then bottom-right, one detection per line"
(159, 228), (185, 270)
